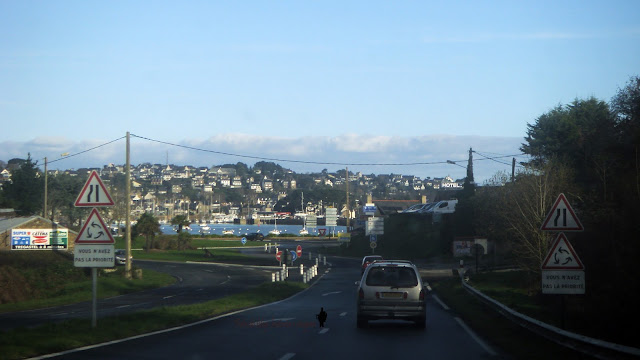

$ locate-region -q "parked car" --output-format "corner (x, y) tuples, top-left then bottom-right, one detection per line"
(401, 203), (431, 213)
(244, 232), (265, 241)
(356, 260), (426, 328)
(426, 199), (458, 214)
(114, 249), (132, 266)
(361, 255), (384, 275)
(416, 203), (436, 213)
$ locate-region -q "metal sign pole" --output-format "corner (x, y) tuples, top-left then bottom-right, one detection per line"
(92, 268), (97, 328)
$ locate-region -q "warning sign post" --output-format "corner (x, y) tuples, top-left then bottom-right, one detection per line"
(541, 233), (585, 294)
(73, 170), (115, 328)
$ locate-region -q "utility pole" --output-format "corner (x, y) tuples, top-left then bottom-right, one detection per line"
(512, 157), (516, 182)
(467, 147), (474, 185)
(125, 132), (132, 279)
(43, 157), (47, 219)
(345, 167), (349, 220)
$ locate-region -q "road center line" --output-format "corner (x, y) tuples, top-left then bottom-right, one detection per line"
(319, 328), (329, 334)
(321, 291), (342, 296)
(116, 305), (130, 309)
(339, 312), (347, 317)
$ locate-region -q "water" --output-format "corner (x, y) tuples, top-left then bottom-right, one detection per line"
(159, 223), (347, 236)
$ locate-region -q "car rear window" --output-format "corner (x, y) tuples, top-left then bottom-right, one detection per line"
(366, 266), (418, 287)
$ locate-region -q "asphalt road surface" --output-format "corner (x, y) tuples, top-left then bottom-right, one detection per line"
(0, 259), (278, 332)
(39, 255), (501, 360)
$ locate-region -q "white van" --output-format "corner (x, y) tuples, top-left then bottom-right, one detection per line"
(428, 199), (458, 214)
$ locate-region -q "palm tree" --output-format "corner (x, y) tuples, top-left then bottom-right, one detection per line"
(171, 214), (191, 233)
(135, 213), (160, 252)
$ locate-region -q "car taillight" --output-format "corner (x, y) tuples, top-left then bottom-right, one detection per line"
(403, 292), (408, 299)
(359, 288), (365, 299)
(419, 288), (425, 300)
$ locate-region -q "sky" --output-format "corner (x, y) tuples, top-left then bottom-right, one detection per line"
(1, 1), (639, 183)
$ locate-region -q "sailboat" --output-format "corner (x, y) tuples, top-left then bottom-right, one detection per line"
(269, 215), (281, 235)
(299, 192), (309, 235)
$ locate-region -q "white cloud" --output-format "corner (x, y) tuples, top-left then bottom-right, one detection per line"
(0, 134), (526, 184)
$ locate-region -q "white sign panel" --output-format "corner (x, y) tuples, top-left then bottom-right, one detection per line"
(74, 245), (115, 268)
(542, 270), (585, 294)
(366, 217), (384, 235)
(326, 208), (338, 227)
(306, 214), (317, 228)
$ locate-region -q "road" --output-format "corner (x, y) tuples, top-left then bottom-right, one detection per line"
(0, 259), (277, 332)
(39, 254), (501, 360)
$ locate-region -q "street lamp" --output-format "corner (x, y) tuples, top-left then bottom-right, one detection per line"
(446, 160), (466, 169)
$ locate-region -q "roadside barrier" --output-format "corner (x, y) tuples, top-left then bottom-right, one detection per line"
(461, 279), (640, 359)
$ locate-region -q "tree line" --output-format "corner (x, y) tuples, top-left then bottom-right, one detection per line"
(456, 75), (639, 335)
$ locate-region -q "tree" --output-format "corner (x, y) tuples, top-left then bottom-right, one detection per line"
(134, 213), (160, 252)
(521, 97), (616, 198)
(47, 173), (84, 227)
(177, 231), (192, 251)
(171, 214), (191, 233)
(1, 155), (43, 215)
(503, 160), (577, 275)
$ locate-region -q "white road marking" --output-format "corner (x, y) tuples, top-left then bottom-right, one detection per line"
(116, 305), (130, 309)
(339, 312), (347, 317)
(455, 317), (497, 356)
(319, 328), (329, 334)
(424, 281), (433, 291)
(219, 275), (231, 285)
(432, 294), (450, 310)
(279, 353), (296, 360)
(321, 291), (342, 296)
(249, 318), (295, 326)
(163, 295), (175, 300)
(51, 312), (68, 317)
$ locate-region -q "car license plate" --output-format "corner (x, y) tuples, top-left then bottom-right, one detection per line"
(381, 292), (403, 299)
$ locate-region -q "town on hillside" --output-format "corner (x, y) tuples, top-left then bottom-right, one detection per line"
(0, 159), (466, 226)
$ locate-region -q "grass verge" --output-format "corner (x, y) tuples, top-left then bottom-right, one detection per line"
(0, 282), (308, 360)
(0, 268), (175, 313)
(429, 276), (596, 360)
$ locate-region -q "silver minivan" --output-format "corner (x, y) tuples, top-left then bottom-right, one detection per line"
(356, 260), (426, 328)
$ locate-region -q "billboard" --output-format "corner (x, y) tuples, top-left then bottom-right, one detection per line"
(453, 238), (487, 257)
(11, 229), (69, 250)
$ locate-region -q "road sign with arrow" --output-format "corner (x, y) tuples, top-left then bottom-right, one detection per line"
(76, 208), (115, 244)
(541, 233), (585, 294)
(542, 233), (584, 270)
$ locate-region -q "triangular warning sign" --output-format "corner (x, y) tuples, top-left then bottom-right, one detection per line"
(541, 193), (583, 231)
(76, 208), (115, 244)
(75, 170), (114, 207)
(541, 233), (584, 270)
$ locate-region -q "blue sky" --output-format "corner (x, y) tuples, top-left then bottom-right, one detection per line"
(1, 1), (639, 183)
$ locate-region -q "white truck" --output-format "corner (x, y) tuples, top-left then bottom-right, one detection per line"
(428, 199), (458, 214)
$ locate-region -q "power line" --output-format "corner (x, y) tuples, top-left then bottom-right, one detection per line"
(37, 136), (126, 167)
(130, 133), (454, 167)
(28, 133), (528, 170)
(473, 151), (527, 168)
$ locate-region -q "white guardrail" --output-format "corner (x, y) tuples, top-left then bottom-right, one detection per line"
(461, 280), (640, 360)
